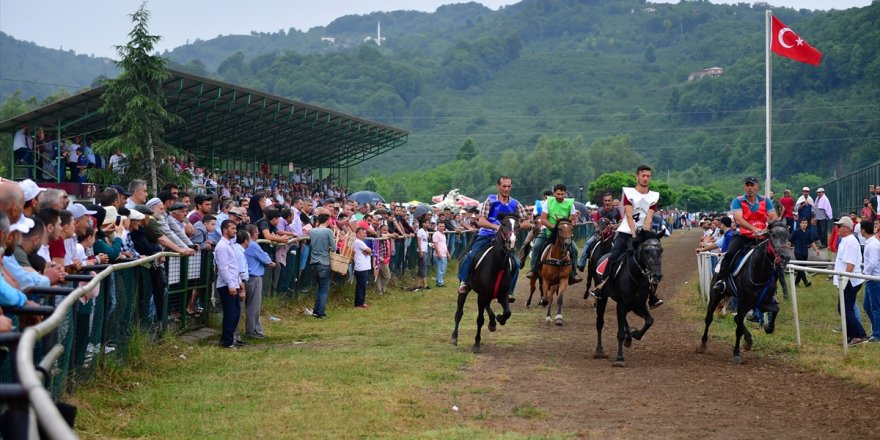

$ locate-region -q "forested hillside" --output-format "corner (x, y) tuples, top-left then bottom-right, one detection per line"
(2, 0), (877, 205)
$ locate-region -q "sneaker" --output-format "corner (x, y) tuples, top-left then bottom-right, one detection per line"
(508, 294), (516, 303)
(648, 297), (664, 309)
(569, 274), (583, 285)
(313, 313), (326, 319)
(356, 304), (369, 309)
(234, 338), (247, 346)
(245, 332), (265, 339)
(868, 336), (880, 343)
(457, 282), (469, 295)
(804, 281), (812, 287)
(832, 326), (842, 333)
(848, 337), (869, 346)
(577, 265), (586, 273)
(219, 343), (237, 349)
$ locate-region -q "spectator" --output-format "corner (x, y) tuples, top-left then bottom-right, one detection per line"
(415, 218), (430, 291)
(352, 227), (372, 309)
(788, 218), (820, 287)
(832, 216), (868, 346)
(243, 224), (273, 338)
(0, 212), (30, 309)
(214, 220), (243, 348)
(814, 188), (833, 248)
(432, 221), (448, 287)
(860, 220), (879, 343)
(309, 213), (333, 319)
(19, 179), (46, 217)
(374, 224), (392, 295)
(109, 149), (127, 175)
(189, 194), (213, 225)
(795, 187), (815, 234)
(861, 197), (875, 222)
(126, 179), (148, 210)
(94, 213), (124, 264)
(12, 126), (34, 178)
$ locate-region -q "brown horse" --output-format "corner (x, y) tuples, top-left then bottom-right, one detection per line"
(538, 220), (574, 326)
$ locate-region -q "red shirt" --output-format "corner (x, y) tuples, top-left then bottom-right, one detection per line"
(780, 195), (795, 219)
(48, 237), (66, 260)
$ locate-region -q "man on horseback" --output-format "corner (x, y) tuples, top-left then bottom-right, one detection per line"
(457, 176), (530, 301)
(712, 176), (779, 296)
(591, 165), (664, 308)
(578, 193), (621, 272)
(518, 190), (552, 266)
(525, 184), (583, 285)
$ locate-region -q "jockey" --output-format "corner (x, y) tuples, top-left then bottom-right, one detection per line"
(712, 176), (779, 295)
(526, 184), (583, 285)
(457, 176), (530, 302)
(577, 192), (622, 272)
(518, 190), (552, 265)
(591, 165), (664, 308)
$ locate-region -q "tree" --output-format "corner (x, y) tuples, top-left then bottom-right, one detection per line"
(95, 3), (183, 194)
(644, 43), (656, 63)
(456, 138), (478, 162)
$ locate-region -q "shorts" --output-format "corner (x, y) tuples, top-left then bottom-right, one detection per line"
(418, 254), (427, 278)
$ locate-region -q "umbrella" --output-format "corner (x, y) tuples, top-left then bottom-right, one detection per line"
(431, 193), (481, 207)
(573, 202), (591, 219)
(349, 191), (385, 205)
(411, 203), (432, 219)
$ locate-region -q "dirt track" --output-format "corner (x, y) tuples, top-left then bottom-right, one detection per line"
(450, 229), (880, 439)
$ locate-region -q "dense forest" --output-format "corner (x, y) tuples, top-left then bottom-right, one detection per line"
(1, 0), (877, 207)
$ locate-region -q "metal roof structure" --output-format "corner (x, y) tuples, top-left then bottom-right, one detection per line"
(0, 69), (408, 170)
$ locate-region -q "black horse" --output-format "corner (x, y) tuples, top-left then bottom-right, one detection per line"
(594, 234), (664, 367)
(699, 220), (791, 364)
(583, 218), (615, 300)
(451, 215), (519, 353)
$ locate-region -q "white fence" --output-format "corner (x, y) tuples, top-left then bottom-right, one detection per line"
(696, 253), (880, 354)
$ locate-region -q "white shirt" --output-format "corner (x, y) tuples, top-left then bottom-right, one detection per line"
(109, 153), (126, 174)
(617, 187), (660, 235)
(863, 235), (880, 278)
(853, 223), (866, 245)
(417, 228), (429, 253)
(12, 129), (30, 151)
(37, 244), (50, 262)
(833, 234), (863, 287)
(353, 239), (371, 271)
(66, 143), (80, 163)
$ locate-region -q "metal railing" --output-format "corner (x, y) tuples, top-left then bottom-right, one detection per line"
(820, 160), (880, 218)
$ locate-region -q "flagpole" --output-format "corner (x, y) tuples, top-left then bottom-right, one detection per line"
(765, 10), (772, 195)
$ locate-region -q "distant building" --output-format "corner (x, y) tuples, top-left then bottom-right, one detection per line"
(688, 67), (724, 81)
(363, 20), (386, 46)
(643, 7), (657, 13)
(321, 36), (336, 44)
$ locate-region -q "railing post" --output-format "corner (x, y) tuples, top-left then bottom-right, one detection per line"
(787, 267), (801, 347)
(839, 276), (849, 354)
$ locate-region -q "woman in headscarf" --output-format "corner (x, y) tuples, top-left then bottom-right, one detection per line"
(247, 193), (264, 225)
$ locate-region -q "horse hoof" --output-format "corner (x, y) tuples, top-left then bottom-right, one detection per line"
(624, 337), (632, 348)
(544, 316), (552, 324)
(613, 360), (625, 368)
(631, 330), (642, 341)
(450, 338), (458, 346)
(594, 350), (608, 359)
(555, 314), (563, 326)
(764, 323), (775, 334)
(496, 314), (507, 325)
(539, 299), (548, 307)
(488, 322), (496, 332)
(472, 345), (482, 354)
(743, 341), (753, 352)
(697, 343), (707, 354)
(732, 355), (742, 365)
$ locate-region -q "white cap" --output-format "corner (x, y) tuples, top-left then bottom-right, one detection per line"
(834, 216), (854, 229)
(146, 197), (163, 209)
(18, 179), (47, 202)
(8, 215), (34, 233)
(802, 187), (810, 192)
(817, 187), (825, 193)
(127, 209), (145, 221)
(66, 203), (97, 220)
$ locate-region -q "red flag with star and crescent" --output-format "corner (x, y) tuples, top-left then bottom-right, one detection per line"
(771, 16), (822, 66)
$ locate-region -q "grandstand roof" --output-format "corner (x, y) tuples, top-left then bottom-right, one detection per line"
(0, 69), (408, 169)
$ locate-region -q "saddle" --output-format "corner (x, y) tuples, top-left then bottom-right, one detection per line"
(595, 251), (626, 279)
(472, 245), (514, 273)
(714, 246), (756, 277)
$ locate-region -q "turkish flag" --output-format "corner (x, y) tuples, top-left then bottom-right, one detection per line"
(771, 16), (822, 66)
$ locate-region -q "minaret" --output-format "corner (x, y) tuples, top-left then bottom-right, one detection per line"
(377, 21), (382, 47)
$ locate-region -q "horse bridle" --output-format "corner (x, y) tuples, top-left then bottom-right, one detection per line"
(497, 216), (517, 252)
(631, 240), (662, 287)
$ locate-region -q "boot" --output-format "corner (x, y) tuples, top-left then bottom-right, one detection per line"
(590, 280), (606, 299)
(457, 281), (469, 295)
(648, 294), (664, 309)
(569, 272), (583, 285)
(711, 279), (726, 295)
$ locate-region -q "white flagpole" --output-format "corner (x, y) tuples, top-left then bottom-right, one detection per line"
(765, 10), (772, 194)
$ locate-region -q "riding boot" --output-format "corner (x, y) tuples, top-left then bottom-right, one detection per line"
(648, 293), (664, 309)
(711, 279), (726, 295)
(590, 279), (606, 299)
(569, 271), (583, 284)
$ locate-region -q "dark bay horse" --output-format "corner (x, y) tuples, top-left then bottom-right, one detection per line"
(698, 221), (791, 364)
(583, 218), (615, 300)
(451, 215), (519, 353)
(535, 219), (574, 326)
(594, 234), (664, 367)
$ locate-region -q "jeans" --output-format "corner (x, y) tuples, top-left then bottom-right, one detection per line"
(458, 235), (493, 283)
(794, 251), (809, 286)
(244, 276), (263, 335)
(312, 263), (330, 317)
(578, 235), (598, 268)
(531, 235), (578, 273)
(816, 219), (829, 247)
(354, 269), (369, 306)
(864, 280), (880, 339)
(434, 255), (447, 286)
(218, 285), (240, 347)
(841, 281), (867, 340)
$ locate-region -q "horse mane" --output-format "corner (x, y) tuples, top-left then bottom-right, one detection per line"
(549, 218), (571, 243)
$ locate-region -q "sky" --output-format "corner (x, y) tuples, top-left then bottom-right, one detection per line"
(0, 0), (873, 58)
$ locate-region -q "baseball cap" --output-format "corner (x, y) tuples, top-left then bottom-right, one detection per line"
(802, 186), (810, 192)
(743, 176), (758, 184)
(67, 203), (97, 219)
(834, 216), (854, 229)
(129, 208), (147, 220)
(817, 187), (825, 193)
(18, 179), (47, 202)
(229, 207), (247, 217)
(146, 198), (162, 209)
(110, 184), (132, 197)
(168, 202), (187, 211)
(8, 215), (35, 233)
(101, 206), (119, 225)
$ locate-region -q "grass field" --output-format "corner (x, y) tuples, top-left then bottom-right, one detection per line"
(675, 271), (880, 387)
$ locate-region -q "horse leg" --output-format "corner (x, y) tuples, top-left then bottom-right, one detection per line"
(555, 279), (568, 326)
(614, 305), (628, 367)
(538, 276), (549, 307)
(732, 309), (747, 364)
(629, 302), (654, 341)
(543, 282), (554, 324)
(497, 288), (511, 326)
(594, 297), (609, 358)
(474, 298), (485, 353)
(764, 310), (778, 334)
(487, 301), (497, 332)
(526, 277), (536, 308)
(584, 264), (594, 300)
(451, 291), (468, 346)
(699, 287), (725, 354)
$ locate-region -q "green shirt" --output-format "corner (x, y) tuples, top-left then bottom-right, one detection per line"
(544, 198), (575, 236)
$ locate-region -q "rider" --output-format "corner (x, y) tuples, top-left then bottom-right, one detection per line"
(519, 190), (553, 265)
(457, 176), (530, 302)
(526, 184), (583, 285)
(591, 165), (664, 308)
(577, 192), (622, 272)
(712, 176), (779, 296)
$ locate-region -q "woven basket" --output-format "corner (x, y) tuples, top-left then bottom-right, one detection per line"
(329, 252), (351, 275)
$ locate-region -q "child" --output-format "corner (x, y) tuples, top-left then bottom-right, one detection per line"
(432, 222), (448, 287)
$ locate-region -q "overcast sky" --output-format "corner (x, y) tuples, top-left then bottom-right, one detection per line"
(0, 0), (872, 58)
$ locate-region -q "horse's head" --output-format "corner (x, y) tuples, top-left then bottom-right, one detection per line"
(636, 238), (664, 287)
(496, 215), (519, 252)
(554, 219), (574, 249)
(596, 218), (615, 240)
(764, 220), (792, 266)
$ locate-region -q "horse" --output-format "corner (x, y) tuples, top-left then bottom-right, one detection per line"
(451, 215), (519, 353)
(698, 220), (791, 364)
(536, 219), (575, 326)
(583, 218), (615, 300)
(594, 233), (664, 367)
(433, 189), (462, 214)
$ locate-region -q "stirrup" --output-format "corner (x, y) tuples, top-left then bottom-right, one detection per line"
(711, 280), (725, 294)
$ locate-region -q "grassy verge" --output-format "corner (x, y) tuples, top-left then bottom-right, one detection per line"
(675, 272), (880, 387)
(71, 266), (548, 439)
